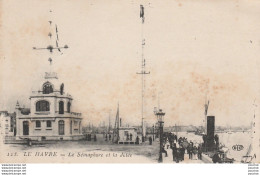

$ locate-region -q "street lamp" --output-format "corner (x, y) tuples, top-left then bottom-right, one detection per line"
(154, 107), (165, 163)
(152, 124), (155, 141)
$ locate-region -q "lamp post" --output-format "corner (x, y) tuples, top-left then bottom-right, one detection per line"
(154, 107), (165, 163)
(152, 124), (155, 141)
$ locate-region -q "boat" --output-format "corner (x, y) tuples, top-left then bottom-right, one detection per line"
(194, 129), (204, 136)
(212, 149), (234, 163)
(241, 100), (257, 163)
(227, 129), (232, 134)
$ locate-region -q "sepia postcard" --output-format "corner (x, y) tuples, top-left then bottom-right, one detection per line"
(0, 0), (259, 164)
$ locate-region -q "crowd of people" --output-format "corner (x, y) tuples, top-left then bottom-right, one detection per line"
(162, 132), (203, 163)
(86, 134), (97, 141)
(84, 132), (203, 163)
(104, 133), (112, 141)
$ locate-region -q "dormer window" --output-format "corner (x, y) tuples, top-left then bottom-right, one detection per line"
(36, 100), (50, 111)
(43, 83), (53, 94)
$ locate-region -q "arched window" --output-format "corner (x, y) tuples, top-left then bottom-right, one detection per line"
(36, 120), (41, 128)
(43, 83), (53, 94)
(59, 101), (64, 114)
(60, 83), (64, 95)
(58, 120), (65, 135)
(46, 120), (52, 127)
(67, 102), (71, 113)
(36, 100), (50, 111)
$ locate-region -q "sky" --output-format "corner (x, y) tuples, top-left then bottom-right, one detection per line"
(0, 0), (260, 127)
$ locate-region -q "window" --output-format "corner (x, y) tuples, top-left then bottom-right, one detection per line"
(36, 120), (41, 128)
(60, 83), (64, 95)
(59, 101), (64, 114)
(58, 120), (65, 135)
(67, 102), (71, 113)
(79, 121), (81, 133)
(70, 121), (72, 134)
(36, 100), (50, 111)
(46, 120), (52, 127)
(23, 121), (29, 135)
(43, 83), (53, 94)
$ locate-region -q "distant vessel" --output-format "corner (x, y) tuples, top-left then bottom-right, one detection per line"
(227, 129), (232, 134)
(194, 129), (204, 136)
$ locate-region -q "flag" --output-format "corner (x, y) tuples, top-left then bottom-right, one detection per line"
(142, 39), (145, 45)
(140, 5), (144, 23)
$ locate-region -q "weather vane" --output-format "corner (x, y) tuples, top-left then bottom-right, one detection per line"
(33, 10), (69, 58)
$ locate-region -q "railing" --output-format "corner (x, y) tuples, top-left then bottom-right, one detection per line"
(54, 111), (82, 117)
(31, 91), (59, 95)
(35, 112), (50, 115)
(71, 112), (82, 117)
(45, 72), (58, 79)
(31, 91), (72, 97)
(4, 136), (16, 141)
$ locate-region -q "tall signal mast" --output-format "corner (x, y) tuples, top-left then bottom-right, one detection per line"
(137, 5), (150, 139)
(108, 110), (111, 133)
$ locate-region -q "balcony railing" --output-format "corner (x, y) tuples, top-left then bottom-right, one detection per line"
(55, 111), (82, 117)
(70, 112), (81, 117)
(31, 91), (72, 97)
(45, 72), (58, 79)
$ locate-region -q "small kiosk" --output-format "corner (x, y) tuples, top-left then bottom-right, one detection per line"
(118, 127), (138, 144)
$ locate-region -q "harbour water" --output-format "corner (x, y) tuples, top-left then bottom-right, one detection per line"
(177, 131), (252, 162)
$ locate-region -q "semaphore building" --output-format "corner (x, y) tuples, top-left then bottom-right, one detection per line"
(15, 18), (84, 141)
(16, 70), (84, 141)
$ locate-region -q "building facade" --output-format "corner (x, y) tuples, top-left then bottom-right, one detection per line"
(16, 71), (84, 141)
(0, 111), (16, 139)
